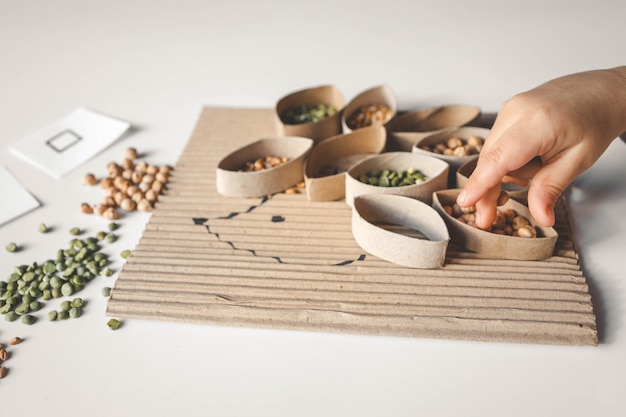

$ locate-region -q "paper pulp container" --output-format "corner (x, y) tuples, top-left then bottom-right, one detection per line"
(345, 151), (449, 207)
(276, 85), (345, 144)
(432, 189), (558, 260)
(385, 104), (481, 152)
(352, 194), (449, 268)
(341, 85), (397, 133)
(216, 137), (313, 198)
(304, 125), (386, 202)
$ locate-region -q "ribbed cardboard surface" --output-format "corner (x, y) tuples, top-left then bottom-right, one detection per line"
(106, 107), (598, 346)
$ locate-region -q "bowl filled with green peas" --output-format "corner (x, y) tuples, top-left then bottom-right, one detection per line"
(345, 151), (449, 207)
(276, 84), (345, 144)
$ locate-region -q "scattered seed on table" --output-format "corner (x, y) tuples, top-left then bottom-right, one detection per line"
(69, 227), (82, 236)
(120, 249), (131, 259)
(9, 337), (22, 346)
(21, 315), (36, 325)
(107, 318), (121, 330)
(108, 222), (120, 231)
(0, 367), (7, 379)
(5, 311), (19, 322)
(5, 242), (18, 253)
(101, 287), (111, 297)
(47, 310), (58, 321)
(38, 223), (50, 233)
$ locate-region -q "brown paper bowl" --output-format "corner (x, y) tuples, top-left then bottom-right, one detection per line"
(341, 85), (397, 133)
(385, 104), (481, 151)
(413, 126), (490, 186)
(456, 157), (529, 200)
(276, 85), (345, 144)
(352, 194), (449, 268)
(432, 189), (558, 260)
(304, 125), (387, 202)
(345, 151), (449, 207)
(216, 137), (313, 198)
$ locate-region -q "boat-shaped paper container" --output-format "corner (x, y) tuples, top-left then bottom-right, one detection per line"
(456, 157), (529, 201)
(385, 104), (481, 152)
(304, 125), (386, 201)
(432, 189), (558, 260)
(341, 85), (397, 133)
(352, 194), (449, 269)
(345, 151), (449, 207)
(216, 137), (314, 198)
(412, 126), (490, 187)
(276, 85), (345, 145)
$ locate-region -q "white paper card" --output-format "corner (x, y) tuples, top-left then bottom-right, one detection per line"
(0, 166), (41, 226)
(10, 107), (131, 178)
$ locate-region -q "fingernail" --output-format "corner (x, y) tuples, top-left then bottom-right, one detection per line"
(457, 190), (468, 205)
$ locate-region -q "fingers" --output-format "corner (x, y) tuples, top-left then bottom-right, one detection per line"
(457, 121), (544, 208)
(525, 154), (583, 227)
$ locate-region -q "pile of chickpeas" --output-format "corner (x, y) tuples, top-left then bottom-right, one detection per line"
(239, 155), (304, 195)
(81, 147), (173, 219)
(239, 155), (289, 172)
(420, 135), (484, 157)
(442, 191), (539, 238)
(346, 104), (393, 130)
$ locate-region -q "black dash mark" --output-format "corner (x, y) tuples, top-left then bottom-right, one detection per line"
(271, 215), (285, 223)
(193, 217), (208, 225)
(334, 254), (367, 266)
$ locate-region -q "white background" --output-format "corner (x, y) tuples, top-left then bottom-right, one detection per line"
(1, 1), (625, 415)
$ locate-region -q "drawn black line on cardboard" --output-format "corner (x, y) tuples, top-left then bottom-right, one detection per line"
(192, 194), (367, 266)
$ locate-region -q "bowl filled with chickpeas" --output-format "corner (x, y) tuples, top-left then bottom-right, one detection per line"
(216, 137), (314, 198)
(412, 126), (490, 187)
(341, 85), (397, 133)
(432, 188), (558, 260)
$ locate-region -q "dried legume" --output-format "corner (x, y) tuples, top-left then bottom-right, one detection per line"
(346, 104), (393, 129)
(5, 242), (18, 253)
(81, 148), (173, 217)
(281, 104), (337, 125)
(107, 318), (121, 330)
(420, 135), (484, 156)
(358, 168), (428, 187)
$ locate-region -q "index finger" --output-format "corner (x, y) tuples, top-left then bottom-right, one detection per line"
(458, 121), (544, 207)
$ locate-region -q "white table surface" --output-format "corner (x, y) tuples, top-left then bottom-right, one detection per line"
(1, 1), (625, 415)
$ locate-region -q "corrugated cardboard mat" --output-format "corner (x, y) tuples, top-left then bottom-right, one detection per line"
(106, 107), (598, 346)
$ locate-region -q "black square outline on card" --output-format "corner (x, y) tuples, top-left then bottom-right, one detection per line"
(46, 129), (82, 153)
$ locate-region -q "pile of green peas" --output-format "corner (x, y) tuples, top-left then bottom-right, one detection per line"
(281, 104), (337, 125)
(358, 167), (428, 187)
(0, 224), (118, 325)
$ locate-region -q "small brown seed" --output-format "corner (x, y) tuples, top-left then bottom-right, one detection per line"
(121, 168), (133, 180)
(131, 170), (143, 183)
(160, 165), (173, 174)
(82, 173), (98, 185)
(80, 203), (94, 214)
(131, 191), (144, 203)
(9, 337), (22, 345)
(150, 180), (164, 193)
(120, 198), (137, 211)
(447, 137), (464, 149)
(100, 177), (113, 189)
(496, 190), (510, 206)
(137, 199), (153, 212)
(103, 207), (120, 220)
(284, 188), (298, 195)
(517, 225), (536, 238)
(124, 147), (138, 160)
(0, 348), (7, 361)
(121, 158), (134, 170)
(145, 189), (158, 202)
(146, 165), (159, 175)
(0, 367), (7, 379)
(155, 172), (168, 183)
